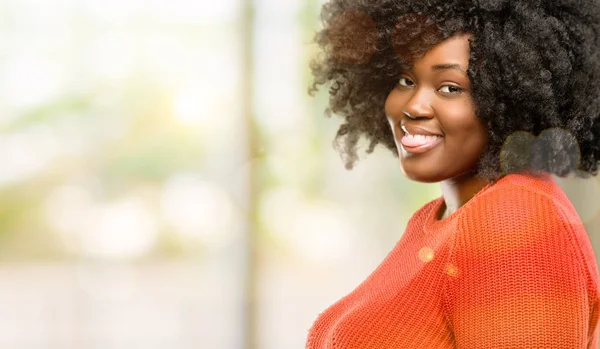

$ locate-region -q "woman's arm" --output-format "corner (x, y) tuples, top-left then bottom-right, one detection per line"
(444, 190), (598, 348)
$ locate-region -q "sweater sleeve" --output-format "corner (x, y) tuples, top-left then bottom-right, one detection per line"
(444, 189), (594, 348)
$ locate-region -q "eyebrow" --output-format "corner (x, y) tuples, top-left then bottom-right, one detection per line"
(408, 64), (468, 76)
(432, 64), (467, 75)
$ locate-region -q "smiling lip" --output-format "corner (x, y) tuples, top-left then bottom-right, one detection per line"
(401, 124), (444, 137)
(400, 135), (443, 154)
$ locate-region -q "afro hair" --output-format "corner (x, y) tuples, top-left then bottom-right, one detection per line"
(309, 0), (600, 183)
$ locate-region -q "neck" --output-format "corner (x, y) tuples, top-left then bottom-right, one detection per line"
(438, 170), (490, 219)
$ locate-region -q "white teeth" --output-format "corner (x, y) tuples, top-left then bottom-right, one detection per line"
(405, 134), (441, 141)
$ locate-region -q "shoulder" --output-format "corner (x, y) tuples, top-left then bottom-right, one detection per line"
(461, 173), (575, 233)
(452, 173), (586, 262)
(444, 174), (598, 347)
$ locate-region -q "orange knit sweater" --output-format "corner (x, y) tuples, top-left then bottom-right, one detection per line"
(306, 173), (600, 348)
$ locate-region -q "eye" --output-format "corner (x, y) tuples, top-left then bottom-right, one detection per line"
(397, 77), (414, 87)
(439, 85), (463, 95)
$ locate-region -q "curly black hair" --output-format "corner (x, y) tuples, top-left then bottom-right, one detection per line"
(309, 0), (600, 183)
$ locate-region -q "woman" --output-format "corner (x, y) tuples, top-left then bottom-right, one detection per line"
(306, 1), (600, 348)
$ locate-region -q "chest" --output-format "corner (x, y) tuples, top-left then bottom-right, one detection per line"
(306, 237), (457, 349)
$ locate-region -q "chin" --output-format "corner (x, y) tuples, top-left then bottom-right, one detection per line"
(398, 160), (446, 183)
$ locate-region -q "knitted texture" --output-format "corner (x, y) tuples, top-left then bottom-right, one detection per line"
(305, 173), (600, 348)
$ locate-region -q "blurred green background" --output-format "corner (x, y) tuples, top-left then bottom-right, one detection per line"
(0, 0), (599, 348)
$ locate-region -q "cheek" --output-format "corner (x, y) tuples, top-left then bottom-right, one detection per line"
(442, 100), (486, 143)
(444, 117), (489, 162)
(384, 89), (405, 118)
(439, 100), (488, 157)
(464, 117), (488, 147)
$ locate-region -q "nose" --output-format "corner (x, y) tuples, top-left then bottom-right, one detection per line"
(403, 91), (434, 119)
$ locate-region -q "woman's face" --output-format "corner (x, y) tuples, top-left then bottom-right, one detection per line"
(384, 33), (488, 183)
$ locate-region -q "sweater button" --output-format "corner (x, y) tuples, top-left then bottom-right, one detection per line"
(445, 263), (459, 277)
(418, 247), (435, 262)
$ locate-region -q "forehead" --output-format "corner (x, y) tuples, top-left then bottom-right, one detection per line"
(409, 34), (471, 71)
